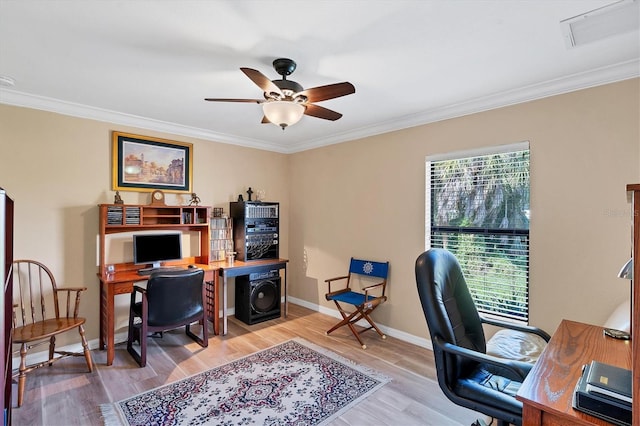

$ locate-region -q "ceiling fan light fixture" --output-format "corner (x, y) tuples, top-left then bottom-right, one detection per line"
(262, 100), (305, 130)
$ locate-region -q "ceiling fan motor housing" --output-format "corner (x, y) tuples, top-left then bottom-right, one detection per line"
(272, 58), (297, 77)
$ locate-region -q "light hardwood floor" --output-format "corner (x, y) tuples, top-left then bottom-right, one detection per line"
(10, 304), (482, 426)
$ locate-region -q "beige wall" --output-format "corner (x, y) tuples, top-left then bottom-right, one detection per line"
(0, 78), (638, 353)
(0, 105), (290, 346)
(289, 78), (640, 338)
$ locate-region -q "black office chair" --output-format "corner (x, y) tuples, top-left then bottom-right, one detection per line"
(415, 249), (550, 426)
(126, 268), (208, 367)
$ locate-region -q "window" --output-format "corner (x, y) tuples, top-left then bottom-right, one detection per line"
(426, 142), (530, 322)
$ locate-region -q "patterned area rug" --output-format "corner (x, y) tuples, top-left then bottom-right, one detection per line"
(100, 338), (390, 426)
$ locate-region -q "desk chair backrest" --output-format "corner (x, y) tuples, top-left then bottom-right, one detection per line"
(146, 269), (205, 326)
(415, 249), (486, 380)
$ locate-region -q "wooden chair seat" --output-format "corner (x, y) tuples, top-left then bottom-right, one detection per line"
(13, 317), (87, 343)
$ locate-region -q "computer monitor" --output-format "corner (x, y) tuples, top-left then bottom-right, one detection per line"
(132, 233), (182, 268)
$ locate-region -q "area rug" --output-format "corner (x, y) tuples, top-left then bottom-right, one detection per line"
(100, 338), (390, 426)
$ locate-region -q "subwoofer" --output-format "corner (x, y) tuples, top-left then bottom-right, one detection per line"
(235, 271), (281, 325)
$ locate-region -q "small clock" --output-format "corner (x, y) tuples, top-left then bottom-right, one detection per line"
(150, 190), (166, 205)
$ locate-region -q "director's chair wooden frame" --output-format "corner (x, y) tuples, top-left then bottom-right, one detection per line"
(324, 258), (389, 349)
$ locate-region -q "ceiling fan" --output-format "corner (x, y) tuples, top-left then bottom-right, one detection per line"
(205, 58), (355, 130)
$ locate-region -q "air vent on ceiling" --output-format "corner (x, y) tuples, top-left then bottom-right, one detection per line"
(561, 0), (639, 48)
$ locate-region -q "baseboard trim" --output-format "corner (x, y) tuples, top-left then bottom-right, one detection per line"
(12, 298), (433, 367)
(287, 296), (433, 350)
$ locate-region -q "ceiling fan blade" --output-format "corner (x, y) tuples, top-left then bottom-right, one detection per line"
(304, 104), (343, 121)
(261, 116), (270, 124)
(204, 98), (262, 103)
(240, 67), (282, 96)
(297, 82), (355, 103)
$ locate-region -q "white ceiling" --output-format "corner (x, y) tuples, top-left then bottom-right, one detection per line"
(0, 0), (638, 153)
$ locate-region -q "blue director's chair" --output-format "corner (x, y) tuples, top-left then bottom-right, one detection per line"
(324, 258), (390, 349)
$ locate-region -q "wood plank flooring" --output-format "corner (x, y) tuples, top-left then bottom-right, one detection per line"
(10, 304), (483, 426)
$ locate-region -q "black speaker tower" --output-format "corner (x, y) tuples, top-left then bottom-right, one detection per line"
(235, 270), (281, 325)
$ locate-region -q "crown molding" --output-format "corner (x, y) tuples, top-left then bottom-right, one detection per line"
(1, 59), (637, 154)
(0, 90), (290, 153)
(286, 59), (639, 152)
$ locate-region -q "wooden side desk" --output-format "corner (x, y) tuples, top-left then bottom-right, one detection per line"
(517, 319), (632, 425)
(217, 258), (289, 335)
(97, 263), (218, 366)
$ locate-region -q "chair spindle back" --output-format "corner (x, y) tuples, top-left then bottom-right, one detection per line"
(12, 259), (80, 328)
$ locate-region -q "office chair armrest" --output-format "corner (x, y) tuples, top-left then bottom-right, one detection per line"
(325, 275), (349, 293)
(132, 285), (147, 294)
(433, 335), (531, 381)
(129, 285), (147, 306)
(480, 317), (551, 342)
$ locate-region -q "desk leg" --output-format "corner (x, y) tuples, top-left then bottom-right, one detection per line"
(99, 280), (105, 350)
(213, 274), (219, 335)
(107, 287), (115, 366)
(522, 404), (542, 426)
(99, 280), (116, 366)
(223, 273), (228, 335)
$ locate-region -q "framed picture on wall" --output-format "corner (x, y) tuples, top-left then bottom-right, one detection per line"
(112, 131), (193, 193)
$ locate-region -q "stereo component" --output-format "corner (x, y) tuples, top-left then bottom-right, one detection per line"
(231, 201), (279, 261)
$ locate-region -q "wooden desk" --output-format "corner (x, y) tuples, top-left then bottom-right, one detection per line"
(517, 319), (632, 425)
(97, 263), (218, 366)
(217, 258), (289, 335)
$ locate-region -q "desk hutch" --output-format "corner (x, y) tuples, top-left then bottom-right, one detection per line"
(97, 203), (213, 366)
(98, 203), (211, 272)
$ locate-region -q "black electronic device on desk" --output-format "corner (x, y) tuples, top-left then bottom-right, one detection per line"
(133, 232), (184, 276)
(137, 266), (185, 276)
(573, 361), (632, 426)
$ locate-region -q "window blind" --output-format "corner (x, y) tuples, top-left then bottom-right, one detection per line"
(427, 146), (530, 322)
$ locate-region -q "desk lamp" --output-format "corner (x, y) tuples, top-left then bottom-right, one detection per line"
(604, 258), (632, 340)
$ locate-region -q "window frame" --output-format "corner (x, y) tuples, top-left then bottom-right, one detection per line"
(426, 141), (530, 323)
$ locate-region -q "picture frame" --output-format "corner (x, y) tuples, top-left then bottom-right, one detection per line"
(112, 131), (193, 193)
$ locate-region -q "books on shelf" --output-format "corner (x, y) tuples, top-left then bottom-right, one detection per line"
(573, 362), (631, 426)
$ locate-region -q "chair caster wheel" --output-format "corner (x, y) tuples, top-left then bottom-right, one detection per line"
(361, 344), (367, 349)
(382, 335), (387, 340)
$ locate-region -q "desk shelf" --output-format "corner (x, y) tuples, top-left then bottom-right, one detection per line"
(103, 204), (208, 227)
(98, 203), (211, 270)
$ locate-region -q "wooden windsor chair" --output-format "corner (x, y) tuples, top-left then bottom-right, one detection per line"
(11, 259), (93, 407)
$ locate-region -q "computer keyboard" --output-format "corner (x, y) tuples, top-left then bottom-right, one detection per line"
(137, 267), (185, 276)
